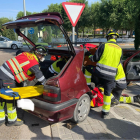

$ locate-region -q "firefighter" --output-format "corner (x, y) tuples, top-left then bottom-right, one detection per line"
(45, 56), (68, 79)
(85, 29), (122, 118)
(0, 45), (47, 126)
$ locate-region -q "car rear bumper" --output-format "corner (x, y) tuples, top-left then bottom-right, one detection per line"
(28, 98), (78, 123)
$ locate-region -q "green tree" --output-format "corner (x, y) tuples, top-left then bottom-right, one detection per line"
(16, 11), (32, 19)
(0, 18), (16, 40)
(27, 27), (38, 43)
(42, 26), (52, 43)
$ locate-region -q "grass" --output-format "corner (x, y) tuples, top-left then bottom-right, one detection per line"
(22, 42), (48, 46)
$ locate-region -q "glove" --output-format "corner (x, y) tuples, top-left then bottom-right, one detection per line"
(89, 55), (93, 61)
(85, 51), (91, 56)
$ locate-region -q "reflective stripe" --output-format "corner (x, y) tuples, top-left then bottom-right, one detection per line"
(8, 60), (23, 82)
(102, 109), (110, 112)
(93, 94), (97, 98)
(12, 58), (27, 80)
(8, 116), (17, 122)
(84, 75), (91, 78)
(123, 97), (126, 103)
(87, 83), (91, 85)
(0, 117), (5, 121)
(7, 108), (16, 114)
(97, 63), (117, 71)
(104, 101), (111, 105)
(38, 76), (45, 82)
(96, 66), (116, 76)
(0, 109), (4, 112)
(13, 58), (26, 80)
(51, 65), (59, 74)
(4, 62), (10, 69)
(115, 77), (126, 81)
(116, 80), (126, 84)
(8, 59), (26, 82)
(0, 66), (15, 80)
(8, 59), (19, 75)
(12, 58), (23, 72)
(49, 67), (54, 73)
(131, 97), (134, 103)
(20, 61), (30, 67)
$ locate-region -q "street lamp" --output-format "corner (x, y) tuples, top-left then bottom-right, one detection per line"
(23, 0), (26, 16)
(23, 0), (27, 36)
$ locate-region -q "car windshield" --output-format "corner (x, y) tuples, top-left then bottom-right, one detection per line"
(3, 37), (11, 41)
(20, 24), (70, 49)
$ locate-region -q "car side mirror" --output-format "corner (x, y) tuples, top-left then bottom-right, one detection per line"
(4, 40), (7, 42)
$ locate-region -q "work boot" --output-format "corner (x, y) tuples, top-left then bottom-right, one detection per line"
(134, 95), (140, 104)
(111, 98), (120, 107)
(0, 121), (5, 126)
(101, 111), (109, 119)
(6, 118), (23, 127)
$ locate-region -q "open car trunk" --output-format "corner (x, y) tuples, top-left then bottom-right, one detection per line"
(2, 12), (78, 102)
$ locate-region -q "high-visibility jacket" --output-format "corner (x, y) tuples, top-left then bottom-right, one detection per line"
(96, 39), (122, 80)
(115, 63), (126, 83)
(6, 52), (39, 83)
(49, 58), (67, 74)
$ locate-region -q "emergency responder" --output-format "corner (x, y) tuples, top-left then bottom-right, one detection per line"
(45, 56), (68, 79)
(84, 47), (140, 108)
(0, 45), (47, 126)
(85, 29), (122, 118)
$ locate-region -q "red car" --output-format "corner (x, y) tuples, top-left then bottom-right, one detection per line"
(3, 12), (91, 124)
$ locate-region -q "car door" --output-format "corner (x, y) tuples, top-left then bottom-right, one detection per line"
(123, 50), (140, 81)
(0, 37), (6, 48)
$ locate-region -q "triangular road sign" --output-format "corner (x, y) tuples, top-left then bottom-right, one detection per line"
(62, 2), (85, 27)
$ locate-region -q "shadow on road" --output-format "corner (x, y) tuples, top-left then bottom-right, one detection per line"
(17, 109), (53, 140)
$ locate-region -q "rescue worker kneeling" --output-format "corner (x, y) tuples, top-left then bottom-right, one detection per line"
(0, 45), (47, 126)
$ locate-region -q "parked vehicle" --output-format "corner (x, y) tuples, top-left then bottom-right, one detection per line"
(0, 36), (23, 49)
(3, 12), (91, 124)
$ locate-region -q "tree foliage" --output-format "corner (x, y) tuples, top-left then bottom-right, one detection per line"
(0, 0), (140, 48)
(0, 18), (16, 40)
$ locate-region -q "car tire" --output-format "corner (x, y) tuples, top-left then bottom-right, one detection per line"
(11, 44), (18, 49)
(71, 94), (90, 123)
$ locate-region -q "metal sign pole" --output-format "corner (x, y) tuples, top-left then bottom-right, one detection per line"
(23, 0), (27, 37)
(72, 26), (75, 44)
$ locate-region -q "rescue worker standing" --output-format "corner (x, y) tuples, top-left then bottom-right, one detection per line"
(0, 45), (47, 126)
(85, 29), (122, 118)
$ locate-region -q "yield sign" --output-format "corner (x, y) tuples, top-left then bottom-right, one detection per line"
(62, 2), (85, 27)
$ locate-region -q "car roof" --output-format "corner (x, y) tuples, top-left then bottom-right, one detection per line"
(2, 12), (64, 29)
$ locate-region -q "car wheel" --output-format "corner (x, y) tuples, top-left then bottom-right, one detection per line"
(71, 94), (90, 123)
(11, 44), (18, 49)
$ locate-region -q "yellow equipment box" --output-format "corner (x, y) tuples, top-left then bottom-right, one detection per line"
(0, 85), (43, 100)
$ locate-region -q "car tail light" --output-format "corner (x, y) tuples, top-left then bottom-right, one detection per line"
(43, 79), (61, 102)
(43, 89), (58, 98)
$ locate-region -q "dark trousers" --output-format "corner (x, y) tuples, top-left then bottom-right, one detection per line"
(85, 65), (115, 96)
(112, 82), (127, 100)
